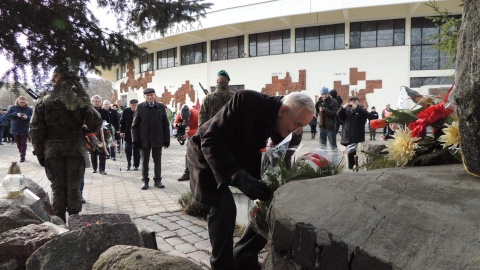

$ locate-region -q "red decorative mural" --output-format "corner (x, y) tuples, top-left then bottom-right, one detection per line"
(333, 67), (382, 109)
(119, 62), (155, 93)
(157, 80), (196, 109)
(261, 70), (306, 96)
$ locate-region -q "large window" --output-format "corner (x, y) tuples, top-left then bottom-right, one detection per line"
(410, 17), (457, 70)
(157, 48), (177, 69)
(140, 53), (154, 72)
(350, 19), (405, 49)
(296, 24), (344, 52)
(211, 36), (245, 61)
(181, 42), (207, 65)
(410, 76), (454, 88)
(249, 30), (290, 57)
(116, 65), (126, 80)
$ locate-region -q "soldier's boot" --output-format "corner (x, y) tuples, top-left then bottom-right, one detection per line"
(154, 179), (165, 189)
(177, 173), (190, 181)
(56, 212), (66, 223)
(126, 162), (131, 171)
(141, 179), (149, 190)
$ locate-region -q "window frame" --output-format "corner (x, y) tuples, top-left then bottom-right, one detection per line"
(249, 29), (290, 57)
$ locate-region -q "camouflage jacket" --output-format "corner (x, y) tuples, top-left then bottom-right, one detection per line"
(199, 85), (235, 126)
(30, 95), (102, 159)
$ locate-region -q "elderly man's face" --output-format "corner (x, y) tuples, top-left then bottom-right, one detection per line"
(130, 103), (138, 111)
(103, 101), (111, 110)
(276, 106), (313, 138)
(144, 93), (156, 103)
(92, 99), (102, 108)
(117, 100), (123, 107)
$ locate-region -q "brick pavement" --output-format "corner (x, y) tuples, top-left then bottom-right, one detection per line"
(0, 132), (346, 268)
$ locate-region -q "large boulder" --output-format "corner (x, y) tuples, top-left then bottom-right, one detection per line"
(356, 141), (387, 170)
(0, 222), (69, 268)
(68, 213), (132, 230)
(0, 200), (43, 235)
(23, 178), (50, 204)
(266, 164), (480, 269)
(93, 245), (202, 270)
(26, 223), (143, 270)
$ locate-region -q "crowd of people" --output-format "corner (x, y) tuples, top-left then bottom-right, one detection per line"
(1, 68), (403, 270)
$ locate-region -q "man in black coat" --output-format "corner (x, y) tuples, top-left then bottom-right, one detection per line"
(315, 87), (338, 150)
(120, 99), (140, 171)
(368, 106), (379, 140)
(90, 95), (110, 175)
(103, 100), (120, 160)
(132, 88), (170, 190)
(187, 90), (315, 270)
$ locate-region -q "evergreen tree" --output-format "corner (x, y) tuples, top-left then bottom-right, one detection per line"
(0, 0), (212, 96)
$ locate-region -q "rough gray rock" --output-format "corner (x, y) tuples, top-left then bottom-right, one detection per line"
(0, 258), (17, 270)
(68, 213), (132, 230)
(0, 200), (43, 235)
(356, 141), (387, 169)
(267, 164), (480, 269)
(456, 0), (480, 177)
(26, 223), (143, 270)
(23, 178), (50, 204)
(0, 222), (68, 268)
(93, 245), (202, 270)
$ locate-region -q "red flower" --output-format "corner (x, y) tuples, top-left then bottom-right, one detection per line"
(408, 121), (426, 138)
(416, 102), (454, 125)
(260, 147), (267, 153)
(370, 119), (387, 129)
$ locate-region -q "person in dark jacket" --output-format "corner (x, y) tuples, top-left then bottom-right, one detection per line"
(103, 100), (120, 160)
(309, 115), (317, 139)
(6, 96), (33, 162)
(368, 106), (379, 140)
(132, 88), (170, 190)
(187, 90), (315, 270)
(337, 96), (369, 169)
(120, 99), (140, 171)
(90, 95), (109, 175)
(0, 109), (6, 144)
(329, 89), (343, 133)
(315, 87), (338, 150)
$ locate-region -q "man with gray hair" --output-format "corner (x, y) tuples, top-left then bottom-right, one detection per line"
(187, 90), (315, 270)
(90, 95), (109, 174)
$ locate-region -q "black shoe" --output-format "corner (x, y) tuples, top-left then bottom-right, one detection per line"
(20, 158), (25, 162)
(112, 158), (116, 161)
(93, 170), (97, 173)
(133, 167), (139, 171)
(81, 197), (86, 204)
(154, 181), (165, 189)
(100, 171), (107, 175)
(126, 167), (131, 171)
(177, 174), (190, 181)
(141, 182), (149, 190)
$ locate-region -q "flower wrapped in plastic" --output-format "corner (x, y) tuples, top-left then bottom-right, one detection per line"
(249, 134), (344, 239)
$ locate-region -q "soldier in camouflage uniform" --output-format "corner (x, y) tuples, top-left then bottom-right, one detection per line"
(30, 72), (102, 222)
(199, 70), (235, 126)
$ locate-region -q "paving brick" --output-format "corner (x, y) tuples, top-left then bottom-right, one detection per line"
(157, 230), (176, 239)
(187, 250), (211, 264)
(166, 250), (187, 258)
(186, 225), (205, 233)
(175, 243), (197, 253)
(174, 228), (192, 237)
(176, 219), (194, 227)
(191, 219), (208, 227)
(182, 233), (204, 244)
(163, 222), (182, 231)
(197, 231), (209, 239)
(147, 224), (166, 233)
(157, 243), (174, 253)
(158, 212), (174, 217)
(165, 237), (185, 246)
(194, 239), (212, 253)
(167, 215), (181, 222)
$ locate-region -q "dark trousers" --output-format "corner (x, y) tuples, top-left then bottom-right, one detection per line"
(45, 155), (85, 218)
(125, 141), (140, 168)
(369, 128), (377, 139)
(310, 125), (316, 136)
(141, 147), (162, 182)
(208, 187), (267, 270)
(14, 135), (28, 159)
(90, 151), (106, 171)
(109, 145), (116, 159)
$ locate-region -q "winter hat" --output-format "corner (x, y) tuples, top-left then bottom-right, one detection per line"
(329, 89), (338, 98)
(143, 88), (155, 94)
(320, 87), (329, 95)
(129, 99), (138, 104)
(181, 105), (191, 120)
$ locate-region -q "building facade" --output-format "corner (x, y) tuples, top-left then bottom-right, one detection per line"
(99, 0), (462, 112)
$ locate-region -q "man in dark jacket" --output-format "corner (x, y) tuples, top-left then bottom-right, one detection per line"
(187, 90), (315, 270)
(315, 87), (338, 151)
(329, 89), (343, 133)
(103, 100), (120, 160)
(132, 88), (170, 190)
(30, 72), (102, 222)
(337, 96), (369, 169)
(90, 95), (109, 175)
(6, 96), (33, 162)
(368, 106), (379, 140)
(120, 99), (140, 171)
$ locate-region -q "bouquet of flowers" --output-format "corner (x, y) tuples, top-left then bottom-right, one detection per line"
(368, 85), (461, 167)
(249, 134), (344, 239)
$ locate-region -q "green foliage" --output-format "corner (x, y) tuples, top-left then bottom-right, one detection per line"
(385, 109), (418, 126)
(178, 191), (209, 220)
(0, 0), (212, 93)
(426, 0), (463, 68)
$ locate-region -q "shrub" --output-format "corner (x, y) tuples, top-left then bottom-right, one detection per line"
(178, 191), (210, 220)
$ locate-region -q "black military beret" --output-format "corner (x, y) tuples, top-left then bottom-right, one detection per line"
(143, 88), (155, 94)
(217, 70), (230, 81)
(129, 99), (138, 104)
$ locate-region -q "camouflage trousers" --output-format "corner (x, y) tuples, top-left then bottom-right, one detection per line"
(45, 155), (85, 217)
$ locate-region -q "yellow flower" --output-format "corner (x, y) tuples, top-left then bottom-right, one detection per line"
(438, 121), (460, 148)
(385, 129), (420, 166)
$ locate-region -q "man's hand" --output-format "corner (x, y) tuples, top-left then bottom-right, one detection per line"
(17, 112), (22, 117)
(133, 141), (141, 149)
(231, 170), (271, 201)
(164, 141), (170, 148)
(22, 114), (28, 120)
(37, 157), (45, 167)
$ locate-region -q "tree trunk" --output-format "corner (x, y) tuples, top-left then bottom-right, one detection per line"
(456, 0), (480, 177)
